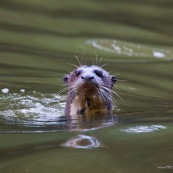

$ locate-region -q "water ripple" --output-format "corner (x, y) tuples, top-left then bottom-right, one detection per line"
(0, 92), (65, 122)
(121, 125), (167, 133)
(62, 134), (101, 149)
(88, 39), (173, 60)
(0, 91), (116, 133)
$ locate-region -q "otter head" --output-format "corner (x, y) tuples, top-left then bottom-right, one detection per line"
(64, 65), (117, 117)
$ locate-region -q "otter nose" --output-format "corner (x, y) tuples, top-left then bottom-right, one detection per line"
(81, 75), (94, 81)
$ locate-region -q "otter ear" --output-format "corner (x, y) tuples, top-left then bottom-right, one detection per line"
(64, 75), (69, 85)
(111, 76), (117, 87)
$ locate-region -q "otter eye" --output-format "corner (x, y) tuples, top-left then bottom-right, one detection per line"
(94, 70), (103, 78)
(75, 70), (81, 77)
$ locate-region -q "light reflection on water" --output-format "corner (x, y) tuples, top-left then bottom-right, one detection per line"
(121, 125), (167, 133)
(88, 39), (173, 60)
(0, 92), (64, 121)
(0, 91), (117, 133)
(0, 92), (66, 133)
(62, 134), (101, 149)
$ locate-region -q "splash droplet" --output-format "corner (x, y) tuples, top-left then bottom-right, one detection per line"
(2, 88), (9, 94)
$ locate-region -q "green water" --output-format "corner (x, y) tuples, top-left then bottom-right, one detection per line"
(0, 0), (173, 172)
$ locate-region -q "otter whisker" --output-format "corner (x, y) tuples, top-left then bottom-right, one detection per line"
(110, 100), (118, 112)
(100, 88), (118, 111)
(111, 95), (118, 106)
(117, 79), (127, 82)
(69, 87), (77, 95)
(98, 57), (103, 66)
(68, 90), (76, 102)
(101, 86), (124, 102)
(101, 88), (111, 100)
(110, 90), (123, 102)
(98, 89), (105, 107)
(113, 85), (119, 91)
(99, 89), (110, 105)
(95, 52), (98, 66)
(68, 83), (77, 90)
(106, 78), (121, 91)
(74, 55), (82, 67)
(68, 83), (75, 87)
(100, 63), (108, 68)
(68, 63), (79, 68)
(58, 82), (78, 95)
(57, 87), (69, 94)
(81, 51), (85, 65)
(110, 96), (119, 109)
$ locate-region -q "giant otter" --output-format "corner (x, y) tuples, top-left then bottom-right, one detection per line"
(64, 65), (117, 118)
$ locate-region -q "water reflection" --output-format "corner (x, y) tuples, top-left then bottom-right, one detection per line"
(121, 125), (167, 133)
(88, 39), (173, 60)
(0, 92), (64, 121)
(152, 50), (165, 58)
(62, 134), (101, 149)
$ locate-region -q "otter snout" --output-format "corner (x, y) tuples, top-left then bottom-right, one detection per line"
(81, 75), (94, 81)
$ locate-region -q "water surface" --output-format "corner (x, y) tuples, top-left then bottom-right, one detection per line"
(0, 0), (173, 173)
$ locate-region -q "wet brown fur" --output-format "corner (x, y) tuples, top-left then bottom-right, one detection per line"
(64, 65), (116, 118)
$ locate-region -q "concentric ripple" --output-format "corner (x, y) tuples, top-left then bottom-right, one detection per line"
(62, 134), (101, 149)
